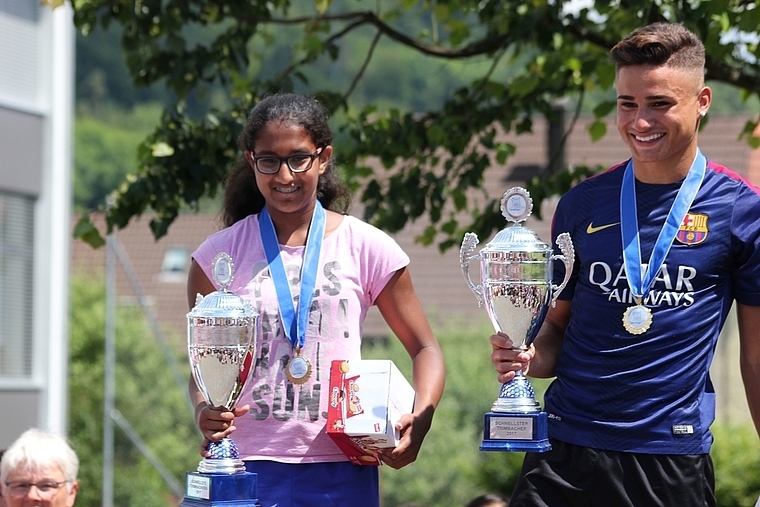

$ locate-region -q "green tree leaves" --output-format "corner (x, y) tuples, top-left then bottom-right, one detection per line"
(70, 0), (760, 249)
(68, 274), (198, 507)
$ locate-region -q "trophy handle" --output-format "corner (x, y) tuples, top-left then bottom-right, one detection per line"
(549, 232), (575, 307)
(460, 232), (484, 306)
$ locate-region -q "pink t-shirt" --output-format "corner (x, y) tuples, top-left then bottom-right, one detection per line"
(192, 213), (409, 463)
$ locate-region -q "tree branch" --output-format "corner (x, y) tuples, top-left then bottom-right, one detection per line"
(239, 10), (509, 58)
(342, 29), (383, 106)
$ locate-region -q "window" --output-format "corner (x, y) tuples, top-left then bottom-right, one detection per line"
(160, 245), (190, 282)
(0, 0), (39, 20)
(0, 1), (40, 106)
(0, 192), (34, 378)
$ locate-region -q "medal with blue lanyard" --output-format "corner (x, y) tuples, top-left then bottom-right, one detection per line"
(620, 150), (706, 334)
(260, 202), (326, 384)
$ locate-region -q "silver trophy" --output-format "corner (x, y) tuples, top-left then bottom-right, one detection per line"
(187, 252), (258, 474)
(460, 187), (574, 452)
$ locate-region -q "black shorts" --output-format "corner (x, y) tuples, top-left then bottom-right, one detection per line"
(510, 438), (716, 507)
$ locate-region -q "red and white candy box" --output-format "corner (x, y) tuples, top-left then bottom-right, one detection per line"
(326, 359), (415, 466)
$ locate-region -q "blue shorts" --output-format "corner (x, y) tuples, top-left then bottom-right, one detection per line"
(244, 460), (379, 507)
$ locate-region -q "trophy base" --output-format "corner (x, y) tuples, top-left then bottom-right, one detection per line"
(180, 471), (260, 507)
(480, 411), (551, 453)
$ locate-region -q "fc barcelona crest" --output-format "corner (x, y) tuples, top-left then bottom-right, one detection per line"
(676, 213), (709, 245)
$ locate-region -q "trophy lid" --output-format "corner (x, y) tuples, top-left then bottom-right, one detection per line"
(187, 252), (254, 321)
(480, 188), (550, 254)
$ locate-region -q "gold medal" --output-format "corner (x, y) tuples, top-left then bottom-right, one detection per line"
(623, 298), (652, 335)
(285, 348), (312, 384)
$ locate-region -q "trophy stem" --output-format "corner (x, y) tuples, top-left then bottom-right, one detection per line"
(196, 437), (247, 474)
(491, 371), (541, 414)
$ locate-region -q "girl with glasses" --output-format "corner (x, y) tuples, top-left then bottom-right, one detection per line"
(188, 93), (445, 506)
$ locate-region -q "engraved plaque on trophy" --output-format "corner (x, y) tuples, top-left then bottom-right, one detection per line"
(181, 252), (261, 507)
(460, 188), (574, 452)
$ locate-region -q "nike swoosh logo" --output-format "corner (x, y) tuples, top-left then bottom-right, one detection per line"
(586, 222), (620, 234)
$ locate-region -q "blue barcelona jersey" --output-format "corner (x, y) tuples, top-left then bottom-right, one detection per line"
(547, 156), (760, 454)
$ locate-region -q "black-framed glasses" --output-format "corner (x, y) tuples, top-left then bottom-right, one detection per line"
(4, 480), (70, 497)
(247, 148), (323, 174)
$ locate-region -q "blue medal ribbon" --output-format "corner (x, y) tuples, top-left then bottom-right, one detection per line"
(620, 150), (706, 304)
(259, 202), (326, 351)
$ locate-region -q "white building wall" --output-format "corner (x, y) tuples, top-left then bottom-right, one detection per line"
(0, 0), (74, 446)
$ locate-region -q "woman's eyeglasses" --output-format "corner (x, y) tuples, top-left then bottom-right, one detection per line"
(247, 148), (323, 174)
